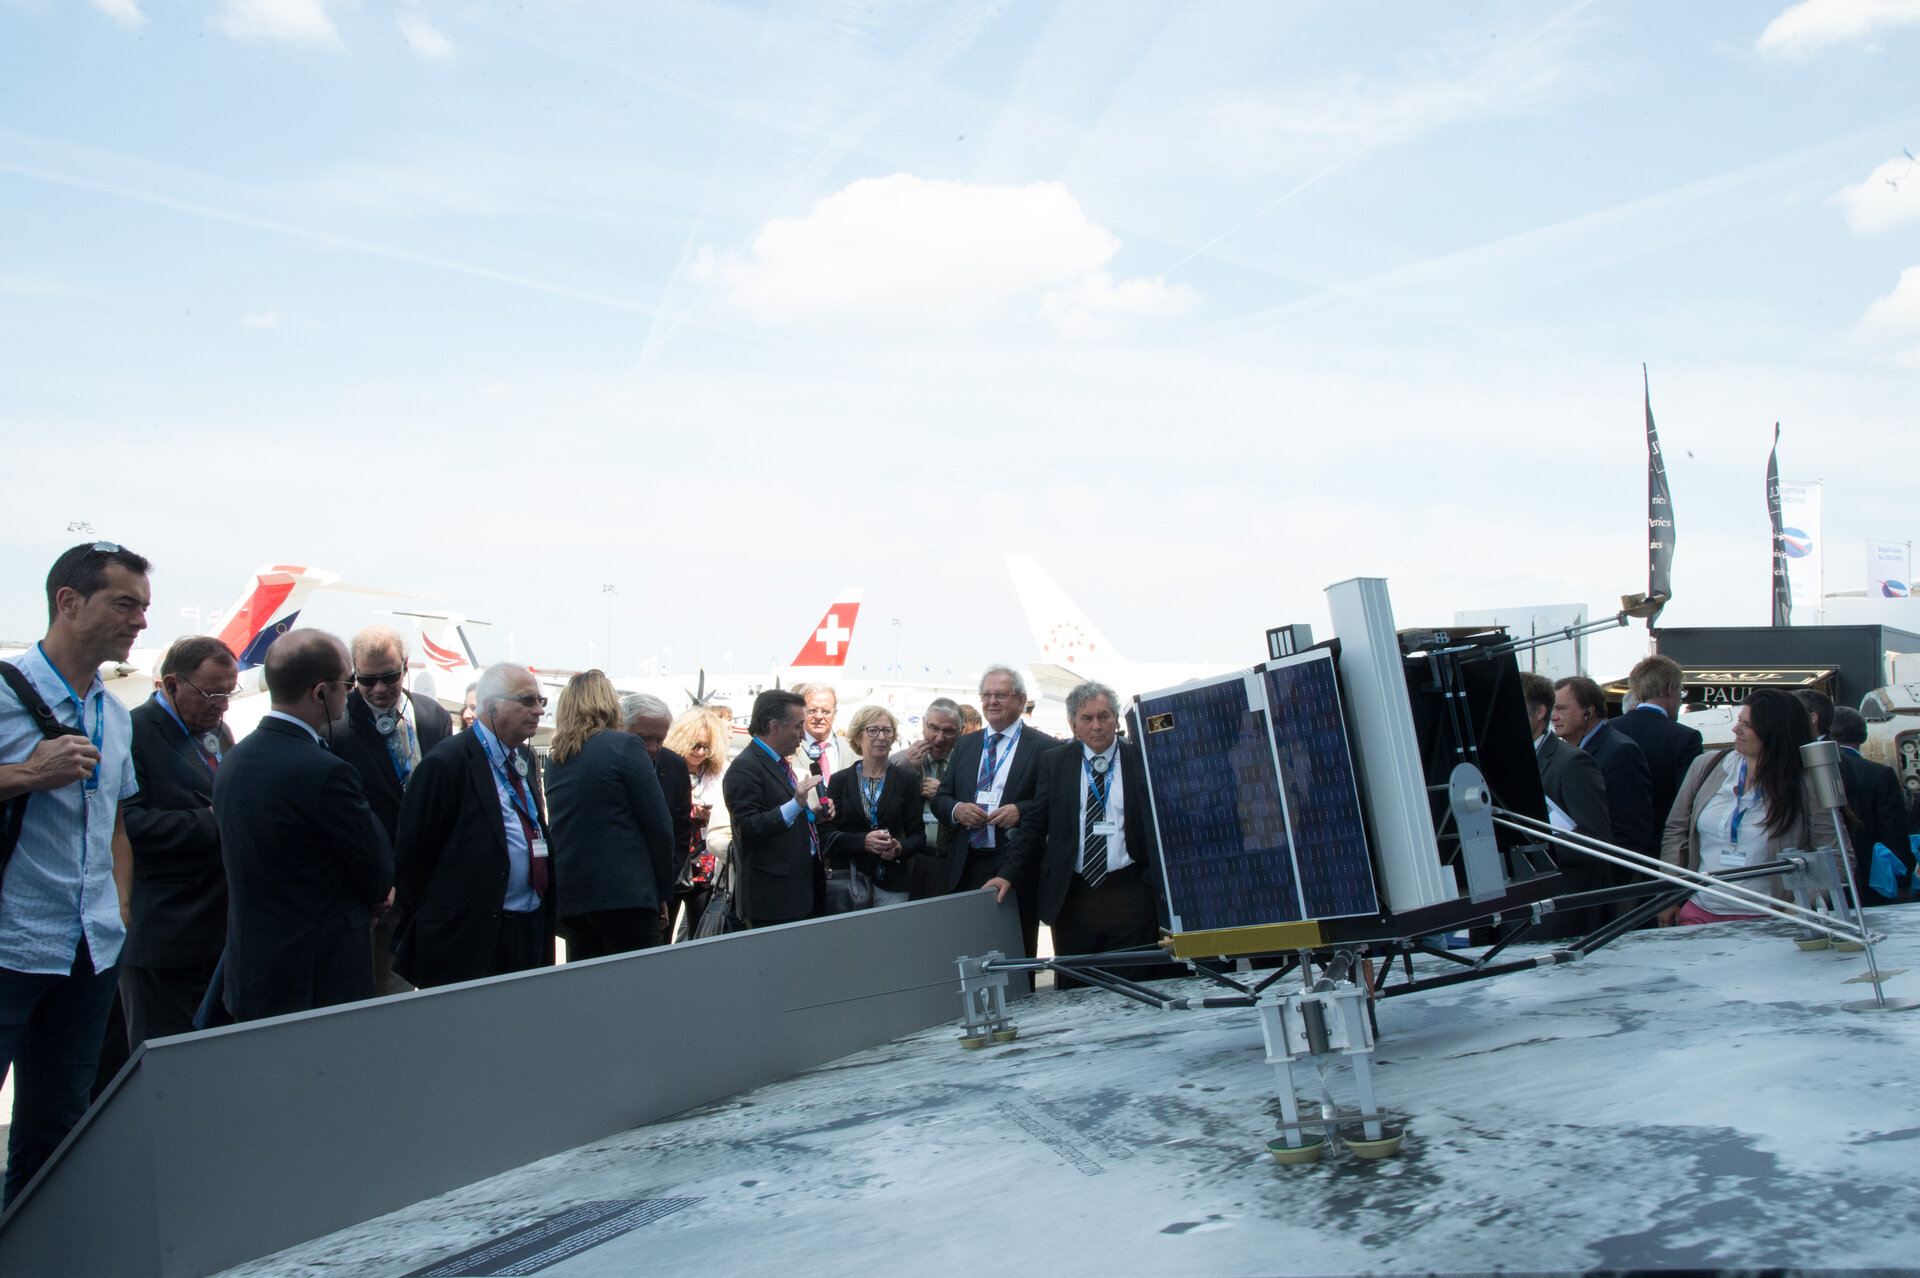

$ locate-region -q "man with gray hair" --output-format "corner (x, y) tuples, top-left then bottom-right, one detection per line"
(893, 697), (965, 900)
(622, 692), (694, 912)
(394, 663), (555, 987)
(932, 665), (1057, 960)
(329, 624), (452, 993)
(988, 680), (1162, 975)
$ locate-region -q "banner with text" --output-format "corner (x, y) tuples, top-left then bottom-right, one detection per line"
(1778, 478), (1822, 617)
(1869, 539), (1911, 598)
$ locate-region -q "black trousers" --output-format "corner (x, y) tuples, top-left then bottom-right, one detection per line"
(120, 961), (219, 1048)
(490, 910), (547, 976)
(561, 907), (663, 960)
(1050, 864), (1160, 990)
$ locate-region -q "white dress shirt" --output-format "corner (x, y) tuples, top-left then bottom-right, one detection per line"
(972, 721), (1023, 849)
(1076, 741), (1130, 875)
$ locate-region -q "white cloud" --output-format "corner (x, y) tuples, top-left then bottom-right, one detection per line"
(1756, 0), (1920, 56)
(397, 13), (452, 60)
(89, 0), (145, 28)
(1834, 151), (1920, 233)
(1862, 266), (1920, 328)
(241, 311), (279, 328)
(706, 174), (1194, 337)
(215, 0), (344, 49)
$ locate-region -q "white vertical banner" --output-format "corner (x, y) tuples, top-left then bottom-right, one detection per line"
(1869, 539), (1912, 598)
(1778, 479), (1822, 616)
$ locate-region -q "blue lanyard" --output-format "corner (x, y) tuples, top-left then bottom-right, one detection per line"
(479, 728), (540, 830)
(156, 693), (220, 763)
(758, 737), (817, 824)
(38, 643), (103, 790)
(1083, 750), (1115, 809)
(861, 774), (885, 825)
(1729, 759), (1758, 844)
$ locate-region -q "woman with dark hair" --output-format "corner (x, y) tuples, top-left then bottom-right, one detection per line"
(544, 670), (678, 957)
(1659, 688), (1837, 926)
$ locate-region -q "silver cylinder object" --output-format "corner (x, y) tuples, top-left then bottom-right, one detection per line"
(1800, 739), (1847, 811)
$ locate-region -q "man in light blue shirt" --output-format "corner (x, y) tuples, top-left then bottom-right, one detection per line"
(0, 542), (150, 1204)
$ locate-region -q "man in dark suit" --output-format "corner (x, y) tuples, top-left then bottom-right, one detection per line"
(214, 630), (392, 1023)
(394, 663), (555, 987)
(891, 697), (964, 899)
(623, 692), (694, 896)
(722, 689), (825, 927)
(1610, 655), (1704, 832)
(121, 636), (239, 1044)
(1819, 702), (1913, 905)
(1521, 673), (1613, 938)
(987, 681), (1162, 976)
(328, 625), (453, 994)
(931, 665), (1058, 959)
(1553, 675), (1655, 856)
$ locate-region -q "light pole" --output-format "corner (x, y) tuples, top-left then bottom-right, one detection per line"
(602, 584), (617, 669)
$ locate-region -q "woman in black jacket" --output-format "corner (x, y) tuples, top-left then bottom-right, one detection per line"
(822, 705), (924, 912)
(544, 670), (677, 957)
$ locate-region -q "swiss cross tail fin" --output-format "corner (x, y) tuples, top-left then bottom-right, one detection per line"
(789, 589), (862, 667)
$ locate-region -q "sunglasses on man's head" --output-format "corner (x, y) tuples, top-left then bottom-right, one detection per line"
(355, 669), (406, 688)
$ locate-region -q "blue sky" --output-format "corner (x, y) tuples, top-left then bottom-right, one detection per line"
(3, 0), (1919, 682)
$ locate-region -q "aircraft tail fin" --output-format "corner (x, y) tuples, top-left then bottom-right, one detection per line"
(789, 589), (863, 668)
(388, 610), (490, 705)
(1004, 555), (1124, 675)
(209, 566), (411, 669)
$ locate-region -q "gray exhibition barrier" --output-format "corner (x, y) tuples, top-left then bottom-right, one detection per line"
(0, 891), (1023, 1278)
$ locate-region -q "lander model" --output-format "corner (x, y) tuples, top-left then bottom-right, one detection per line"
(954, 577), (1912, 1166)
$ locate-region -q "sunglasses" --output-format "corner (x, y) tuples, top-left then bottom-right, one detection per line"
(354, 669), (406, 688)
(495, 694), (549, 709)
(60, 541), (131, 593)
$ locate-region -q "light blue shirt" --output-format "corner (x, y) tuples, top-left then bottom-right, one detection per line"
(756, 738), (804, 827)
(472, 721), (541, 913)
(0, 646), (138, 975)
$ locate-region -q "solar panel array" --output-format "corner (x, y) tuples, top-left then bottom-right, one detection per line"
(1137, 650), (1378, 934)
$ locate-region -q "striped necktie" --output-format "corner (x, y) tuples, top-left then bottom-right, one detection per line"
(1080, 757), (1109, 887)
(970, 732), (1003, 849)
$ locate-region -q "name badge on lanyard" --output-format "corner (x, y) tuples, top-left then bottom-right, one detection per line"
(41, 647), (104, 792)
(530, 836), (549, 863)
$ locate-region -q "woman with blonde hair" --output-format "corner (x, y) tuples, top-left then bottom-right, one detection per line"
(821, 704), (924, 912)
(664, 707), (733, 939)
(544, 670), (678, 957)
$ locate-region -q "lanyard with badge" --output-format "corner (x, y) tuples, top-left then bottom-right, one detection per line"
(486, 732), (547, 870)
(860, 774), (885, 826)
(1723, 759), (1759, 867)
(40, 644), (103, 793)
(1084, 750), (1119, 840)
(157, 692), (222, 765)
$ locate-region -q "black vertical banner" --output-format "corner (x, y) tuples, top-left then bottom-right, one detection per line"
(1767, 422), (1791, 627)
(1644, 365), (1672, 624)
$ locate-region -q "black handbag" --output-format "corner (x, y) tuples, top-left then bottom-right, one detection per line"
(0, 660), (91, 877)
(692, 847), (746, 938)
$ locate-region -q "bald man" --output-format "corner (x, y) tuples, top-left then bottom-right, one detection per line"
(213, 630), (393, 1022)
(330, 625), (452, 993)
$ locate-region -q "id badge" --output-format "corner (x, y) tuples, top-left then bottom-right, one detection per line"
(1720, 839), (1746, 869)
(530, 837), (549, 861)
(1091, 820), (1118, 838)
(978, 787), (1004, 812)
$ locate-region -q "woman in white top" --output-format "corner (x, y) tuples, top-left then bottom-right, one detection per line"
(664, 707), (732, 941)
(1659, 688), (1836, 926)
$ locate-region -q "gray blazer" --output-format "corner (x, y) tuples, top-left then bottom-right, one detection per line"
(1661, 748), (1838, 900)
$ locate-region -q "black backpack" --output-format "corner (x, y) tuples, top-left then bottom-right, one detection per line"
(0, 660), (91, 877)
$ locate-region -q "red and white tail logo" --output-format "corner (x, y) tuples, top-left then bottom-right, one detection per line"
(790, 590), (862, 667)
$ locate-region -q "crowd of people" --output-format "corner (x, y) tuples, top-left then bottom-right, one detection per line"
(4, 542), (1916, 1204)
(1521, 657), (1915, 936)
(0, 542), (1166, 1201)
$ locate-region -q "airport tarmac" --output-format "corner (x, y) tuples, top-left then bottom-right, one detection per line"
(209, 911), (1920, 1277)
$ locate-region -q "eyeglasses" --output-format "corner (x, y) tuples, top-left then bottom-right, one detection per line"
(864, 727), (896, 739)
(178, 678), (241, 706)
(979, 691), (1020, 702)
(495, 694), (549, 709)
(354, 669), (406, 688)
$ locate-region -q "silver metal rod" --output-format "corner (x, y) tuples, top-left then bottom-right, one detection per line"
(1827, 817), (1887, 1007)
(1494, 806), (1857, 934)
(1492, 810), (1862, 941)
